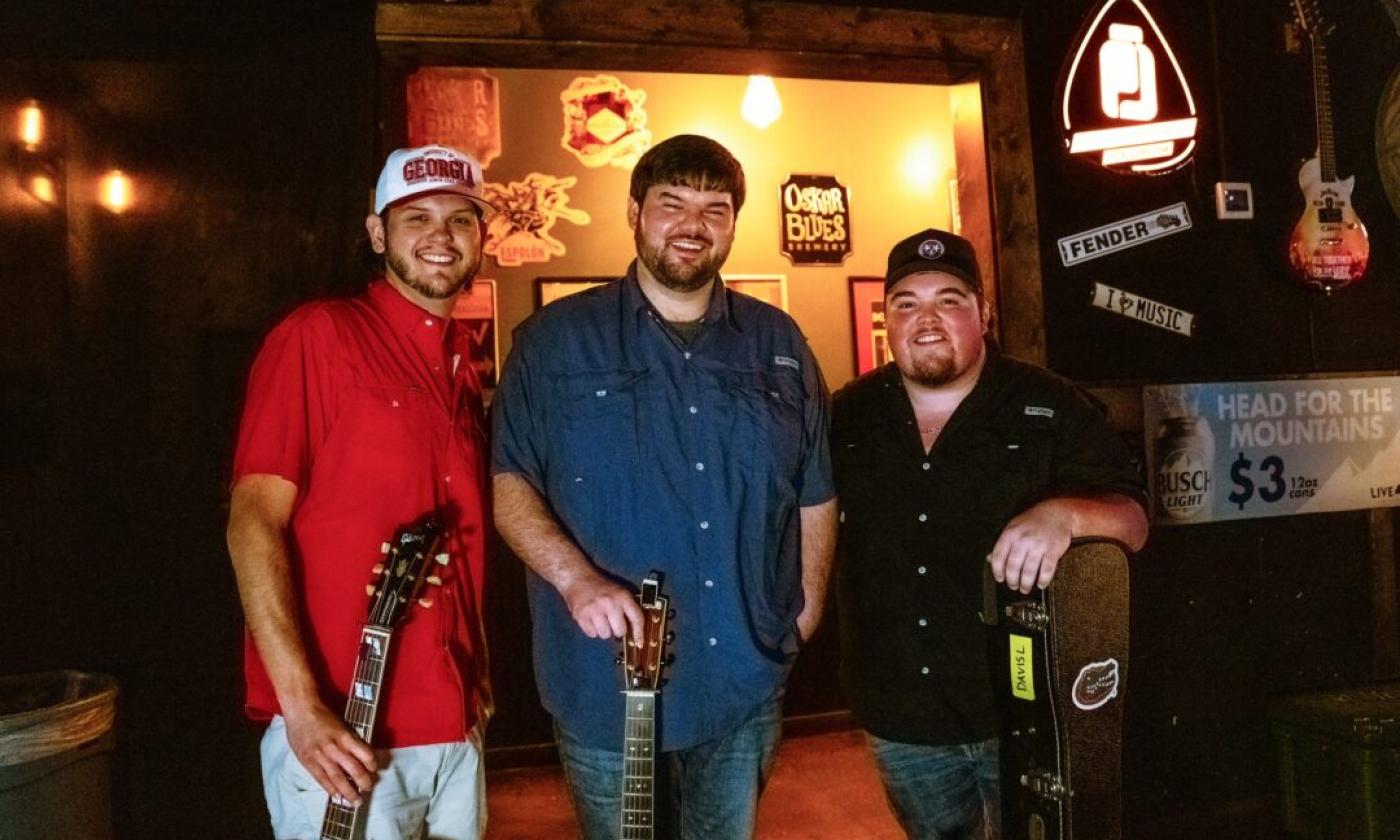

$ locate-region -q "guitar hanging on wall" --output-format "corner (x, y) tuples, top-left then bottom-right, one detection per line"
(1288, 0), (1371, 292)
(618, 572), (674, 840)
(319, 515), (447, 840)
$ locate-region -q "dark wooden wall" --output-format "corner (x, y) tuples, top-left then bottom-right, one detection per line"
(2, 2), (1398, 839)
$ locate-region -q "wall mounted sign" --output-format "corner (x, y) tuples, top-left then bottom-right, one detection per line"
(849, 277), (889, 376)
(1090, 282), (1195, 337)
(1059, 0), (1198, 174)
(1144, 378), (1400, 525)
(1058, 202), (1191, 266)
(559, 75), (652, 169)
(406, 68), (502, 169)
(780, 174), (852, 265)
(725, 275), (788, 312)
(535, 278), (611, 308)
(450, 279), (499, 388)
(483, 173), (591, 268)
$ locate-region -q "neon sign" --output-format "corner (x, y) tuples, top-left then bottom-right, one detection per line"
(1059, 0), (1198, 175)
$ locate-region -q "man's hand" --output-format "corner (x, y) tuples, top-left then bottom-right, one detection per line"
(283, 702), (378, 805)
(795, 601), (822, 645)
(987, 502), (1073, 594)
(559, 570), (645, 643)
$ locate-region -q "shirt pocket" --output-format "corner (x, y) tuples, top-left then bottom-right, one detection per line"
(549, 369), (647, 538)
(711, 369), (805, 478)
(963, 422), (1054, 520)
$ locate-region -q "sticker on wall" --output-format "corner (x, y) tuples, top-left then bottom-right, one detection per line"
(559, 75), (652, 169)
(406, 68), (503, 169)
(483, 173), (591, 268)
(1072, 659), (1120, 710)
(1058, 0), (1199, 174)
(450, 279), (499, 388)
(779, 174), (852, 265)
(1058, 202), (1191, 266)
(1090, 282), (1196, 337)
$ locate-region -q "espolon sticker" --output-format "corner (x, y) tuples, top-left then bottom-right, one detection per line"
(483, 173), (591, 268)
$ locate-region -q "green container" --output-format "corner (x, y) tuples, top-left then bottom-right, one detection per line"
(0, 671), (118, 840)
(1270, 682), (1400, 840)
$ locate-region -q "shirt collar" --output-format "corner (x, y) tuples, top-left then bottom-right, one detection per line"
(368, 277), (451, 343)
(621, 260), (741, 333)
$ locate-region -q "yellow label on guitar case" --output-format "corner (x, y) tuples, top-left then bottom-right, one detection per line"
(1010, 634), (1036, 701)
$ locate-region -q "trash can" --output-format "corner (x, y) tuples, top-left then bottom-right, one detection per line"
(1270, 682), (1400, 840)
(0, 671), (118, 840)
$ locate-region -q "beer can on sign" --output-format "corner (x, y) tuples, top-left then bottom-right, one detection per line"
(1154, 415), (1214, 521)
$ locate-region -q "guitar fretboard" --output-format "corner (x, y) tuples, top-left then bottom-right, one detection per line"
(1310, 34), (1336, 182)
(321, 625), (392, 840)
(620, 690), (657, 840)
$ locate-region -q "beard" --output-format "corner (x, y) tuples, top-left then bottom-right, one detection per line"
(899, 354), (960, 388)
(635, 227), (730, 293)
(385, 243), (480, 300)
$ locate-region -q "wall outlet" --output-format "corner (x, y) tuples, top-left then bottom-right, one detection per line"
(1214, 182), (1254, 220)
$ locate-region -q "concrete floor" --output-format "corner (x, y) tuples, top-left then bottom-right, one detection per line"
(484, 728), (904, 839)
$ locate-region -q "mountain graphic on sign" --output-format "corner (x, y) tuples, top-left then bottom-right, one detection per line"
(1297, 426), (1400, 514)
(1058, 0), (1198, 174)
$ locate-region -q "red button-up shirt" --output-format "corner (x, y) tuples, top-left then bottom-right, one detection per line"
(233, 279), (489, 747)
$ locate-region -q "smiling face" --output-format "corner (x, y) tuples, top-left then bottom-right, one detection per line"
(628, 184), (736, 293)
(366, 193), (483, 308)
(885, 270), (988, 389)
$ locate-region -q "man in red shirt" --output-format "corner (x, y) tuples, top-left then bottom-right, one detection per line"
(227, 145), (494, 839)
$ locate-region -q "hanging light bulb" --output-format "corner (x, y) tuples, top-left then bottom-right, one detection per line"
(99, 169), (133, 214)
(741, 75), (782, 129)
(18, 100), (45, 149)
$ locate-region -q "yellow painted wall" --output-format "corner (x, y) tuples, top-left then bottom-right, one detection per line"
(475, 67), (958, 391)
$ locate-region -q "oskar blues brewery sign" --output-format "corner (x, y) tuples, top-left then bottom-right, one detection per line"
(1144, 378), (1400, 525)
(780, 174), (851, 265)
(1058, 203), (1191, 266)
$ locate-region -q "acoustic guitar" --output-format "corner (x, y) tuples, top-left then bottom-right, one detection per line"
(619, 572), (674, 840)
(1288, 0), (1370, 292)
(319, 515), (447, 840)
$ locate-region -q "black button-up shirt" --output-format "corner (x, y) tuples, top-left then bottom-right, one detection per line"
(493, 264), (833, 750)
(832, 345), (1145, 745)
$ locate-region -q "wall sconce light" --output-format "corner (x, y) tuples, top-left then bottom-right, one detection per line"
(741, 75), (782, 129)
(27, 172), (59, 206)
(98, 168), (133, 214)
(18, 100), (45, 150)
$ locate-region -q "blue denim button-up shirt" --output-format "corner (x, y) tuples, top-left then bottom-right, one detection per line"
(492, 263), (834, 750)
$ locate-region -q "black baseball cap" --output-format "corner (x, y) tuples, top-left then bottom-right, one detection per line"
(884, 228), (981, 293)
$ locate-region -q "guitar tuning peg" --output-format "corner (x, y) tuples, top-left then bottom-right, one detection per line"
(380, 542), (391, 554)
(372, 563), (385, 575)
(614, 654), (624, 665)
(426, 575), (443, 586)
(434, 552), (449, 565)
(667, 608), (676, 619)
(365, 585), (376, 596)
(664, 631), (675, 644)
(418, 597), (435, 609)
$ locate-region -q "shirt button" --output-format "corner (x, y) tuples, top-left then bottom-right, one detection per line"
(695, 462), (705, 472)
(684, 352), (692, 360)
(917, 566), (927, 575)
(704, 579), (714, 588)
(922, 462), (931, 471)
(918, 618), (928, 627)
(920, 666), (931, 675)
(918, 513), (928, 522)
(699, 521), (710, 530)
(595, 389), (607, 397)
(708, 637), (718, 646)
(689, 405), (698, 414)
(424, 318), (434, 327)
(444, 475), (452, 483)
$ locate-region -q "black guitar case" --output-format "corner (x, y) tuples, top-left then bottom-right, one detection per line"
(984, 540), (1130, 840)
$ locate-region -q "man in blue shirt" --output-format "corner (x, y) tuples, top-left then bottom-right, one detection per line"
(493, 134), (837, 839)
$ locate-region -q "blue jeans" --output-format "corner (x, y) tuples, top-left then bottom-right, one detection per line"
(555, 696), (783, 840)
(866, 734), (1001, 840)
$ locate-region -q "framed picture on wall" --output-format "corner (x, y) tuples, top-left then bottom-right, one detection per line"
(450, 278), (500, 388)
(535, 277), (614, 308)
(849, 277), (889, 376)
(725, 274), (788, 312)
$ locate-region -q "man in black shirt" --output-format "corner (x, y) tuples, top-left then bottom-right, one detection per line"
(832, 228), (1148, 839)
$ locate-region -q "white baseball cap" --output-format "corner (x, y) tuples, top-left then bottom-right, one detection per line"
(373, 145), (496, 216)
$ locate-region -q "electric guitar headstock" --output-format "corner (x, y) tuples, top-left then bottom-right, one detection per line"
(365, 514), (447, 628)
(621, 571), (673, 692)
(1290, 0), (1331, 41)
